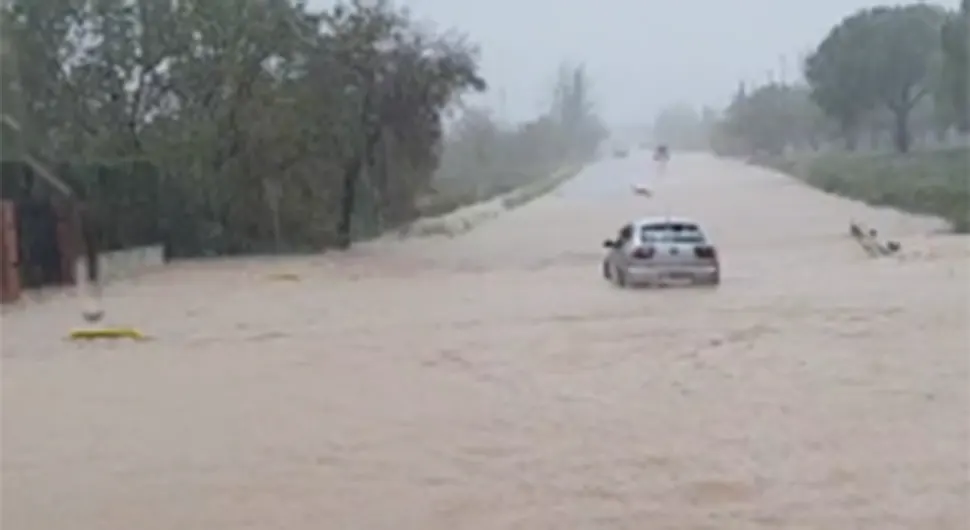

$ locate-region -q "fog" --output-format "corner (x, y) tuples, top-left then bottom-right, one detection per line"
(311, 0), (962, 127)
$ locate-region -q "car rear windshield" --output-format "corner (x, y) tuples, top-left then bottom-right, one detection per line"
(640, 222), (706, 243)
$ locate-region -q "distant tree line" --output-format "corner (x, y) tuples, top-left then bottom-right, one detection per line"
(656, 2), (968, 157)
(0, 0), (605, 257)
(429, 63), (606, 212)
(650, 104), (719, 151)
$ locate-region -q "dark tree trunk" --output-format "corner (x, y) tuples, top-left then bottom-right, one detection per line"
(840, 118), (858, 151)
(79, 204), (100, 284)
(892, 108), (911, 153)
(335, 155), (362, 250)
(335, 82), (384, 250)
(844, 134), (858, 151)
(335, 128), (383, 250)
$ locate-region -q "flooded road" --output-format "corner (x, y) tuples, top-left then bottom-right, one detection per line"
(3, 152), (968, 529)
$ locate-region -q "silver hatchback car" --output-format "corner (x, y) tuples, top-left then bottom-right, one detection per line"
(602, 216), (720, 287)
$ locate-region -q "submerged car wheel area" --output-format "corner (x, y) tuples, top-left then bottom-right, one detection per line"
(601, 216), (720, 288)
(602, 259), (629, 287)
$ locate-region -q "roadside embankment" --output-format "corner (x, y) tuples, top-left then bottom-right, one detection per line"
(401, 165), (583, 238)
(750, 147), (969, 233)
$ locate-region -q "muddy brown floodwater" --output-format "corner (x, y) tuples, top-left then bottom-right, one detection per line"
(2, 153), (968, 529)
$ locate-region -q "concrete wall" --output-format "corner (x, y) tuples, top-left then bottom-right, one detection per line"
(75, 244), (165, 284)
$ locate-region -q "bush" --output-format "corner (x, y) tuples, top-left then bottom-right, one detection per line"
(762, 148), (970, 233)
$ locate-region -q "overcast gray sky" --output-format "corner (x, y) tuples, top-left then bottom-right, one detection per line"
(310, 0), (960, 126)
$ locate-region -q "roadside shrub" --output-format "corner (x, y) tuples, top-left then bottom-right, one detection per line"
(759, 148), (969, 233)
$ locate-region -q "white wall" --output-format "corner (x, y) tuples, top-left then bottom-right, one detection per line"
(74, 244), (165, 284)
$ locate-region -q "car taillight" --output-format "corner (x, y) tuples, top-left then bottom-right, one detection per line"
(632, 246), (655, 259)
(694, 245), (717, 259)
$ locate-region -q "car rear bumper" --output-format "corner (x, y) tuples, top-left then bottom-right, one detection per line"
(625, 264), (718, 284)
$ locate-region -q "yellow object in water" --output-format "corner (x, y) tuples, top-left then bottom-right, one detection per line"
(68, 327), (147, 341)
(266, 272), (301, 282)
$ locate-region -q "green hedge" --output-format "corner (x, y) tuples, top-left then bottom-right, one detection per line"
(757, 148), (970, 233)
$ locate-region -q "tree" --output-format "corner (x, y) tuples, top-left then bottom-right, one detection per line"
(711, 82), (823, 156)
(805, 5), (948, 153)
(868, 5), (948, 153)
(1, 0), (490, 254)
(549, 63), (607, 161)
(313, 0), (486, 246)
(652, 104), (709, 150)
(428, 62), (607, 213)
(1, 0), (607, 256)
(804, 10), (879, 150)
(940, 0), (969, 132)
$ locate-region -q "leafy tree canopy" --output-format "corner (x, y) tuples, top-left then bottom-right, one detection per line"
(804, 4), (948, 152)
(0, 0), (604, 255)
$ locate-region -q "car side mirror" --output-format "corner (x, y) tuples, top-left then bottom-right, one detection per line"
(603, 239), (616, 248)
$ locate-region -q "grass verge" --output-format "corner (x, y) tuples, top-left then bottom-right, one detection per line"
(500, 166), (581, 209)
(753, 147), (970, 233)
(403, 165), (582, 238)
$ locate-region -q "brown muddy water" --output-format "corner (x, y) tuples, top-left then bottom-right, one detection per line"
(2, 153), (968, 529)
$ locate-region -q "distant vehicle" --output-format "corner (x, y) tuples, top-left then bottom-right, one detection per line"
(601, 216), (720, 287)
(653, 144), (670, 175)
(613, 147), (629, 158)
(631, 184), (652, 197)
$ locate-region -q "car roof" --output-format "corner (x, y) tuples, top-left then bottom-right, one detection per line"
(631, 216), (701, 228)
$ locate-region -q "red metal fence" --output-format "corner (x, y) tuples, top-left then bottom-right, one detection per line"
(0, 199), (84, 304)
(1, 200), (22, 303)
